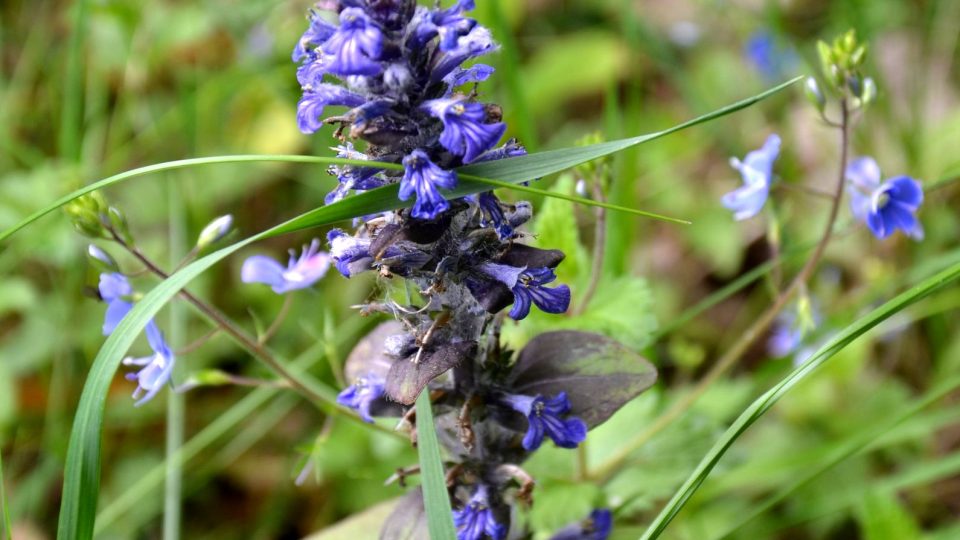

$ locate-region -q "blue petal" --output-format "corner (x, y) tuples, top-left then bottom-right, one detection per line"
(99, 272), (132, 302)
(846, 156), (882, 190)
(241, 256), (286, 288)
(885, 176), (923, 208)
(103, 300), (132, 336)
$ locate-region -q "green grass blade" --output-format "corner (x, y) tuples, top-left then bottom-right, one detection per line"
(3, 77), (800, 244)
(714, 372), (960, 539)
(59, 0), (87, 163)
(415, 391), (457, 539)
(1, 448), (11, 540)
(638, 259), (960, 540)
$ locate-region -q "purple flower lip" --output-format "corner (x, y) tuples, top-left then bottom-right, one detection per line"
(99, 272), (133, 336)
(452, 484), (507, 540)
(336, 374), (386, 423)
(399, 149), (458, 220)
(501, 391), (587, 451)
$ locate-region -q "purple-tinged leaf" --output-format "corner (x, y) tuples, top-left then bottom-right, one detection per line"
(385, 341), (478, 405)
(379, 488), (428, 540)
(344, 321), (406, 382)
(508, 331), (657, 428)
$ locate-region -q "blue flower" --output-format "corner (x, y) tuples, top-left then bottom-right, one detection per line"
(424, 97), (506, 164)
(241, 239), (331, 294)
(453, 485), (507, 540)
(431, 26), (498, 83)
(550, 509), (613, 540)
(99, 272), (133, 336)
(722, 134), (781, 221)
(400, 149), (459, 220)
(744, 30), (799, 83)
(413, 0), (478, 52)
(322, 8), (384, 76)
(336, 374), (386, 423)
(122, 321), (176, 406)
(297, 84), (366, 134)
(327, 229), (374, 277)
(479, 263), (571, 320)
(846, 156), (924, 240)
(292, 8), (337, 63)
(502, 391), (587, 451)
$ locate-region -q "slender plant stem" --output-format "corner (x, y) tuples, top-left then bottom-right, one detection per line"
(575, 173), (609, 316)
(163, 179), (186, 540)
(174, 328), (220, 356)
(592, 101), (852, 482)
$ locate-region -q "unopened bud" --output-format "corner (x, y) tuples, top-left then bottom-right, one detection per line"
(106, 206), (134, 244)
(861, 77), (877, 105)
(804, 77), (826, 112)
(87, 244), (118, 270)
(64, 193), (109, 238)
(575, 179), (589, 198)
(196, 214), (233, 249)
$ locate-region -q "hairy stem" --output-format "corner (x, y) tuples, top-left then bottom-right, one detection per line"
(592, 101), (851, 482)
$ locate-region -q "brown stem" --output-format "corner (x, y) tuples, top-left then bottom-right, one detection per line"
(260, 294), (293, 345)
(591, 101), (852, 482)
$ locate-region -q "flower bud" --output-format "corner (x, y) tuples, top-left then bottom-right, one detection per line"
(64, 193), (109, 238)
(196, 214), (233, 249)
(106, 206), (134, 245)
(804, 77), (826, 112)
(861, 77), (877, 106)
(87, 244), (119, 271)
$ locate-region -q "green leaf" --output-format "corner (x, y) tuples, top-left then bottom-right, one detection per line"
(415, 391), (457, 540)
(638, 259), (960, 540)
(4, 76), (801, 245)
(1, 446), (11, 540)
(53, 79), (802, 539)
(529, 483), (601, 534)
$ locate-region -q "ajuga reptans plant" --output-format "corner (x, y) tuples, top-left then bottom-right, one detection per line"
(287, 1), (654, 538)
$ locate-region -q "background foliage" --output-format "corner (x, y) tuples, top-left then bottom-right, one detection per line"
(1, 0), (959, 539)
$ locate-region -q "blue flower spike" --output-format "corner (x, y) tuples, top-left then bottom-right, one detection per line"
(502, 391), (587, 451)
(722, 134), (781, 221)
(846, 156), (924, 240)
(241, 239), (332, 294)
(321, 8), (384, 76)
(452, 484), (507, 540)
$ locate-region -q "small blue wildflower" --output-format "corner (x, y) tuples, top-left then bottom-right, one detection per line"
(453, 485), (507, 540)
(400, 149), (458, 220)
(502, 391), (586, 450)
(722, 134), (781, 221)
(550, 509), (613, 540)
(744, 30), (799, 83)
(241, 239), (331, 294)
(424, 97), (506, 164)
(297, 84), (366, 134)
(99, 272), (133, 336)
(479, 263), (571, 320)
(122, 321), (176, 406)
(327, 229), (374, 277)
(322, 8), (384, 76)
(336, 374), (386, 423)
(846, 156), (924, 240)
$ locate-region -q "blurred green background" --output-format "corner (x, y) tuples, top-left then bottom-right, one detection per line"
(1, 0), (959, 539)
